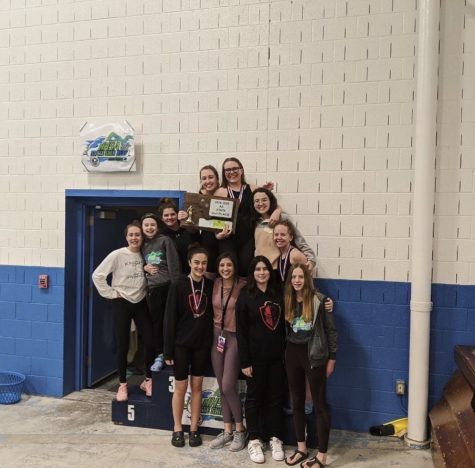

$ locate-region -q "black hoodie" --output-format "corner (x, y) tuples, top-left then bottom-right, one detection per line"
(161, 226), (200, 274)
(236, 288), (284, 369)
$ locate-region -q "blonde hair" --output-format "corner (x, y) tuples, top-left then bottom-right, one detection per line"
(284, 264), (315, 323)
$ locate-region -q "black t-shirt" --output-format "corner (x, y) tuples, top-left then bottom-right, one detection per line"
(287, 301), (313, 344)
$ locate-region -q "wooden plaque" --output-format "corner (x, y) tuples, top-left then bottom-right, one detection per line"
(181, 192), (239, 233)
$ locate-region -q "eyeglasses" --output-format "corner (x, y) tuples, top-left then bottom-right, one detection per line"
(224, 166), (241, 174)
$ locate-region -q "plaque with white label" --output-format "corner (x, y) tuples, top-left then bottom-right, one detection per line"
(181, 192), (239, 233)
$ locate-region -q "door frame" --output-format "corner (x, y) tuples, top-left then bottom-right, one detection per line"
(63, 189), (184, 395)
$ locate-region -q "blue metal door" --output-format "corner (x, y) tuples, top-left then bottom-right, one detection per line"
(87, 207), (140, 386)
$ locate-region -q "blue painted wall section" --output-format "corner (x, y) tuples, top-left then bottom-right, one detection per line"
(316, 279), (410, 432)
(316, 279), (475, 432)
(1, 263), (474, 433)
(0, 265), (64, 397)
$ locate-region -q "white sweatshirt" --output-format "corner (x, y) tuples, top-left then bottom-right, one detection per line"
(92, 247), (146, 303)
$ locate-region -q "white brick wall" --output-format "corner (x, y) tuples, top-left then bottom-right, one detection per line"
(0, 1), (472, 284)
(432, 0), (475, 284)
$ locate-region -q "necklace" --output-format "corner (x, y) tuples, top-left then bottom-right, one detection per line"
(188, 275), (204, 315)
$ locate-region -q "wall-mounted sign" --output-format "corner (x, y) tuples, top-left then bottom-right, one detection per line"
(80, 121), (135, 172)
(181, 192), (239, 233)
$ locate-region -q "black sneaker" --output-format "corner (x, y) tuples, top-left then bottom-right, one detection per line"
(189, 431), (202, 447)
(171, 431), (185, 447)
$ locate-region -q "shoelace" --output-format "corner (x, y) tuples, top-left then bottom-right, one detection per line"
(249, 442), (262, 454)
(270, 440), (282, 451)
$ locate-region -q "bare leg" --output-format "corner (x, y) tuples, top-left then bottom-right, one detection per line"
(172, 379), (188, 432)
(190, 376), (203, 432)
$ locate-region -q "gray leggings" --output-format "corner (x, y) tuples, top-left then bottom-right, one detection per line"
(211, 327), (243, 425)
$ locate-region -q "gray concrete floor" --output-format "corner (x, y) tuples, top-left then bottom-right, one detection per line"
(0, 389), (434, 468)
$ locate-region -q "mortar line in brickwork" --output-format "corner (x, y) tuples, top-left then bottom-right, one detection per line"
(264, 0), (271, 182)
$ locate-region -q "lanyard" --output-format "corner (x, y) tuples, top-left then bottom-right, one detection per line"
(279, 246), (293, 282)
(220, 279), (235, 332)
(188, 275), (204, 315)
(227, 184), (245, 203)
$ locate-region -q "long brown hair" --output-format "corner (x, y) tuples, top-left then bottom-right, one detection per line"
(284, 264), (315, 323)
(199, 165), (219, 193)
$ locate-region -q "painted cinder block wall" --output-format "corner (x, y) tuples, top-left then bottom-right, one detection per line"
(0, 0), (474, 431)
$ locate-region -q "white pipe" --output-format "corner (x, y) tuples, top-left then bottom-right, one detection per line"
(406, 0), (440, 447)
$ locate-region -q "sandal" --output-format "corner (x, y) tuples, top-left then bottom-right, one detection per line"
(285, 449), (308, 466)
(301, 456), (325, 468)
(171, 431), (185, 447)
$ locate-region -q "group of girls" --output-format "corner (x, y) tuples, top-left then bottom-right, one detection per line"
(92, 157), (337, 468)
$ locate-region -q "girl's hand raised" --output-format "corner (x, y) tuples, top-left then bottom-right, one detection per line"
(306, 260), (316, 272)
(177, 210), (188, 221)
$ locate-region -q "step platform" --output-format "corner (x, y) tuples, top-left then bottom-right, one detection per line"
(429, 345), (475, 468)
(112, 367), (318, 446)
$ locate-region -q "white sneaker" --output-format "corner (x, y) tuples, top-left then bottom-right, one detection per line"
(269, 436), (285, 461)
(248, 439), (265, 464)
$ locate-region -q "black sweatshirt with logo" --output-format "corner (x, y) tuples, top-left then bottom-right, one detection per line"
(163, 275), (213, 360)
(236, 288), (284, 369)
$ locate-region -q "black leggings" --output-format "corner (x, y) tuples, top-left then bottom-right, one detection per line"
(285, 342), (330, 452)
(111, 297), (155, 382)
(147, 283), (169, 356)
(245, 360), (284, 441)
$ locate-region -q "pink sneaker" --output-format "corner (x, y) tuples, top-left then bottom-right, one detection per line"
(116, 383), (128, 402)
(140, 378), (152, 397)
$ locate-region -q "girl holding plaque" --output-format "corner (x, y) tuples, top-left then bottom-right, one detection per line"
(199, 164), (220, 195)
(198, 165), (221, 275)
(214, 157), (279, 277)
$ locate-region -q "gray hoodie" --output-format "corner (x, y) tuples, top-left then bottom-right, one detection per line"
(142, 234), (181, 287)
